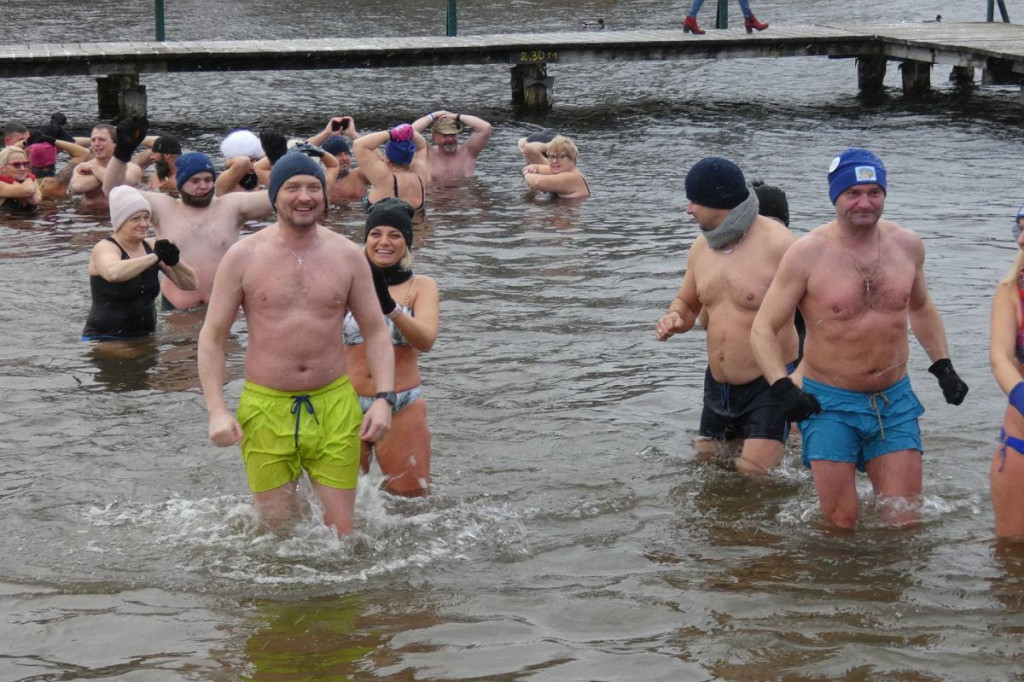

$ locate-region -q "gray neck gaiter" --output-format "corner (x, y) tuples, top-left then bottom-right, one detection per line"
(704, 191), (759, 250)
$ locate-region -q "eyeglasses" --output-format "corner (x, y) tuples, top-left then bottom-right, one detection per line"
(6, 161), (28, 169)
(548, 154), (573, 162)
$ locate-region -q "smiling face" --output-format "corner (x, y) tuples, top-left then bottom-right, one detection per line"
(276, 174), (324, 230)
(115, 210), (151, 243)
(365, 224), (408, 268)
(2, 151), (29, 181)
(90, 127), (114, 161)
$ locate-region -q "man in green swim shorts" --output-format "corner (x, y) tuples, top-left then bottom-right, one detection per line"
(199, 153), (396, 536)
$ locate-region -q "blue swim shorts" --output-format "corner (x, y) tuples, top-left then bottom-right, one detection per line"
(799, 375), (924, 472)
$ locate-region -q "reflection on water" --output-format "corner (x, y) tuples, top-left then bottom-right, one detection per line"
(2, 0), (1024, 678)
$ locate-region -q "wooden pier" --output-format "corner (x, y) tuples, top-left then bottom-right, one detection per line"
(0, 22), (1023, 115)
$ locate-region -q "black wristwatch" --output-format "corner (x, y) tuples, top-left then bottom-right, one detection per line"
(374, 391), (397, 407)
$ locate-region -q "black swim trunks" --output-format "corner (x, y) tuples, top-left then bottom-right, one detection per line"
(698, 365), (790, 443)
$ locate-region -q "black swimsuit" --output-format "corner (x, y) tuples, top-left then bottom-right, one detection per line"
(362, 173), (425, 212)
(82, 238), (161, 339)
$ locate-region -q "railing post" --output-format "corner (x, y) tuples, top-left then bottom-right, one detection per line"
(446, 0), (458, 37)
(997, 0), (1011, 22)
(155, 0), (165, 41)
(715, 0), (728, 29)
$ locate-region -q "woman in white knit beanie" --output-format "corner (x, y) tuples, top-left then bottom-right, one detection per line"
(82, 185), (197, 340)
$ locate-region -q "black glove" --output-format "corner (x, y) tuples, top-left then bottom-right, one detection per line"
(369, 265), (397, 316)
(259, 129), (288, 165)
(153, 239), (180, 266)
(113, 116), (148, 162)
(770, 377), (822, 421)
(238, 171), (260, 191)
(928, 359), (968, 405)
(293, 142), (326, 158)
(39, 122), (73, 143)
(26, 130), (55, 147)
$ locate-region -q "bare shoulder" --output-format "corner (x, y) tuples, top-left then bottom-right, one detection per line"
(883, 219), (924, 253)
(142, 189), (178, 212)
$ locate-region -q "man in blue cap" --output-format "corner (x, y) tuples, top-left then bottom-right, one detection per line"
(103, 118), (273, 310)
(199, 152), (396, 537)
(751, 147), (969, 529)
(655, 157), (799, 475)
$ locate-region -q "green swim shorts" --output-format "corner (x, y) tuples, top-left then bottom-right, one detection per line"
(237, 375), (362, 492)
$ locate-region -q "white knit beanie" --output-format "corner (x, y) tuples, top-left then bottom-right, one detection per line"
(109, 185), (151, 231)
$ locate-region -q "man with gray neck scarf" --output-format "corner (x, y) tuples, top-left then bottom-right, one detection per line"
(656, 157), (799, 474)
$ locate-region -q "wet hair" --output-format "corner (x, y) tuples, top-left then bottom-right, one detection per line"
(91, 123), (116, 139)
(546, 135), (579, 162)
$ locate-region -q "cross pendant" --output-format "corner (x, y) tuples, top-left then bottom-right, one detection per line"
(865, 280), (871, 293)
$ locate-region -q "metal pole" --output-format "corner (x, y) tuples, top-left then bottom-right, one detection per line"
(446, 0), (458, 37)
(715, 0), (728, 29)
(155, 0), (165, 41)
(996, 0), (1011, 22)
(987, 0), (994, 22)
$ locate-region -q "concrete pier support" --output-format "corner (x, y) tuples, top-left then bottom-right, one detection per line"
(982, 58), (1022, 85)
(96, 74), (147, 119)
(949, 65), (975, 89)
(899, 60), (931, 96)
(511, 64), (553, 110)
(856, 56), (887, 93)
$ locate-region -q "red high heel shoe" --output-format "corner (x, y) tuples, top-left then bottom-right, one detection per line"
(683, 16), (705, 35)
(744, 15), (769, 33)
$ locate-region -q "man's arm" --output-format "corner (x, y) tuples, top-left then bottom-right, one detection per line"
(751, 246), (809, 383)
(458, 113), (492, 158)
(55, 139), (90, 165)
(70, 162), (101, 194)
(101, 157), (129, 195)
(906, 237), (950, 363)
(656, 251), (701, 341)
(308, 116), (358, 145)
(906, 232), (968, 404)
(226, 189), (273, 222)
(215, 157), (253, 196)
(198, 246), (246, 447)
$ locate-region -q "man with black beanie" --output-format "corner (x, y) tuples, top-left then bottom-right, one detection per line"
(655, 157), (799, 475)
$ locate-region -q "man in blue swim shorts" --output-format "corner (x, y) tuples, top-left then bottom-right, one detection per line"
(751, 147), (968, 529)
(199, 153), (396, 536)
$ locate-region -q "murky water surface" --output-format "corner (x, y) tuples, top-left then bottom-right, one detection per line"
(2, 1), (1023, 680)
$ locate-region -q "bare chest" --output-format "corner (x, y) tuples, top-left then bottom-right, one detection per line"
(807, 259), (914, 320)
(695, 250), (777, 311)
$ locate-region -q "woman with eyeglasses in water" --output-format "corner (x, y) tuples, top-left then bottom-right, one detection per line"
(0, 146), (42, 211)
(519, 135), (591, 200)
(989, 205), (1024, 539)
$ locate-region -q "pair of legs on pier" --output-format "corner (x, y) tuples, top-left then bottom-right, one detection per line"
(684, 0), (769, 35)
